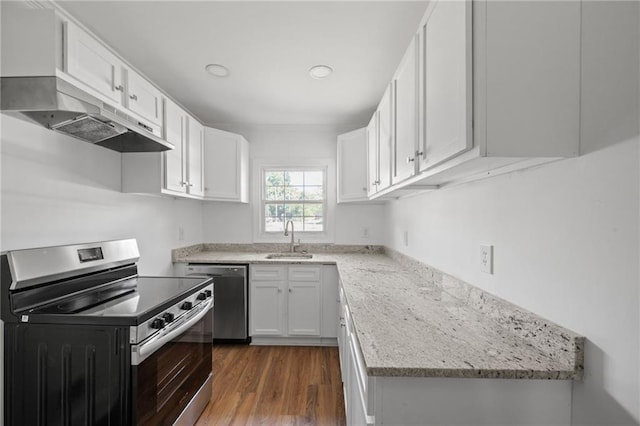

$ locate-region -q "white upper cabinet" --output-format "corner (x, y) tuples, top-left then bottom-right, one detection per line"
(65, 20), (124, 105)
(418, 0), (472, 172)
(203, 128), (249, 203)
(123, 99), (203, 198)
(392, 36), (418, 185)
(125, 67), (163, 126)
(186, 118), (205, 197)
(366, 113), (379, 197)
(123, 120), (250, 201)
(337, 128), (368, 203)
(365, 84), (393, 198)
(64, 20), (163, 130)
(367, 0), (579, 198)
(376, 84), (393, 193)
(163, 97), (187, 194)
(0, 8), (165, 134)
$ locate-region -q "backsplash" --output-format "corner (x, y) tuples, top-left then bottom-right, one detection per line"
(172, 243), (384, 261)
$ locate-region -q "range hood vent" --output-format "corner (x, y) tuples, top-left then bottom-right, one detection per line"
(1, 76), (174, 153)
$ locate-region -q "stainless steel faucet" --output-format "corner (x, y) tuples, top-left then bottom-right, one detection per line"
(284, 220), (295, 253)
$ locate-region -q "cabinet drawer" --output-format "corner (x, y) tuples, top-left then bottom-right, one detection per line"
(288, 266), (321, 281)
(251, 265), (285, 281)
(350, 331), (368, 400)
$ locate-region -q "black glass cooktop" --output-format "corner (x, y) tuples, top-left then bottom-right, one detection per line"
(28, 276), (211, 325)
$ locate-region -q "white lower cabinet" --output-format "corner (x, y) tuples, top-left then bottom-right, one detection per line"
(287, 280), (321, 335)
(250, 264), (339, 343)
(337, 282), (572, 425)
(339, 285), (375, 426)
(250, 279), (286, 335)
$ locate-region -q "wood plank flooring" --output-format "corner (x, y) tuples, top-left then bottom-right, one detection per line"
(195, 345), (346, 426)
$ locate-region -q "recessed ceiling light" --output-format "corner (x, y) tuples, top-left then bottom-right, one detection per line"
(309, 65), (333, 80)
(205, 64), (229, 78)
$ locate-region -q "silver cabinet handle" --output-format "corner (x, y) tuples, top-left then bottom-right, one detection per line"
(180, 181), (187, 187)
(114, 85), (123, 92)
(187, 182), (194, 187)
(372, 180), (380, 186)
(416, 151), (424, 156)
(129, 94), (138, 101)
(406, 156), (415, 163)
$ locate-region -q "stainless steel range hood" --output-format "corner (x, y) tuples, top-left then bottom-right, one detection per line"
(1, 76), (174, 152)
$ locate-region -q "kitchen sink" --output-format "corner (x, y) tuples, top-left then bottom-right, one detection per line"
(265, 253), (313, 259)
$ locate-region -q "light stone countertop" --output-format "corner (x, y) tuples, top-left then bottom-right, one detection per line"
(173, 244), (584, 380)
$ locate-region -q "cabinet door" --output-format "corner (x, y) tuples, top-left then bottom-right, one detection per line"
(321, 265), (339, 338)
(163, 98), (186, 193)
(287, 281), (321, 336)
(377, 84), (393, 192)
(337, 128), (368, 203)
(65, 20), (124, 105)
(203, 128), (248, 202)
(186, 117), (204, 197)
(392, 37), (418, 184)
(366, 114), (379, 196)
(418, 0), (472, 171)
(125, 67), (163, 126)
(250, 281), (285, 336)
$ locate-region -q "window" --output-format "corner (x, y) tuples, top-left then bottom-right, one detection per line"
(262, 168), (326, 233)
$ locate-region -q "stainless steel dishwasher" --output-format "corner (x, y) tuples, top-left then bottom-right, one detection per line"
(186, 264), (248, 342)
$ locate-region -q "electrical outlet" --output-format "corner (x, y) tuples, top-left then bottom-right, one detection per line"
(480, 244), (493, 274)
(361, 226), (370, 239)
(178, 226), (185, 241)
(403, 231), (409, 247)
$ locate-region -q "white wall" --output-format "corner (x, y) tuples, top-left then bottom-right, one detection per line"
(202, 124), (386, 245)
(0, 114), (204, 275)
(0, 113), (206, 422)
(385, 2), (640, 424)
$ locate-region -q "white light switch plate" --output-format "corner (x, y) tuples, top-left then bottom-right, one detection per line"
(480, 244), (493, 274)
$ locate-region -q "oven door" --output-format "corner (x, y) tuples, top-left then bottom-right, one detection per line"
(131, 300), (213, 426)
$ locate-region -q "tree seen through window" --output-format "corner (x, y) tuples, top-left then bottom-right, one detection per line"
(263, 170), (324, 232)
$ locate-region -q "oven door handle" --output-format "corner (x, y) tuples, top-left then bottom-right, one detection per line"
(131, 299), (212, 365)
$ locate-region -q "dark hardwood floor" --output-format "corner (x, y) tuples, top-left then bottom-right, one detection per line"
(195, 345), (346, 426)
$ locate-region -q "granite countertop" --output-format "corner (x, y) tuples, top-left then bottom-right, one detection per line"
(173, 244), (584, 380)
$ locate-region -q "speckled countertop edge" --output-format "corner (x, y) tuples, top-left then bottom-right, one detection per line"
(172, 244), (584, 380)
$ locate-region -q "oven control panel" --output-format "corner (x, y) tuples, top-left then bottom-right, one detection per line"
(131, 283), (213, 344)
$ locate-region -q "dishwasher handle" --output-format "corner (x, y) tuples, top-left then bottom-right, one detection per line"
(186, 264), (247, 277)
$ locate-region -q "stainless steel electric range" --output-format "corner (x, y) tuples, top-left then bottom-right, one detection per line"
(1, 239), (214, 426)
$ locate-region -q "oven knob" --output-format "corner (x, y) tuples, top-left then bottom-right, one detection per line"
(197, 292), (207, 300)
(205, 290), (212, 298)
(162, 312), (175, 323)
(151, 318), (166, 329)
(180, 301), (193, 310)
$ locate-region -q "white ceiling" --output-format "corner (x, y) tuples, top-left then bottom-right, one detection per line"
(56, 1), (429, 127)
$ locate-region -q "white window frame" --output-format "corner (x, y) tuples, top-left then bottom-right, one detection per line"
(253, 158), (336, 243)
